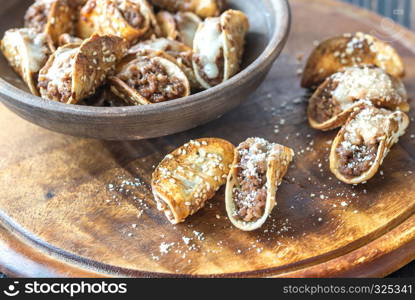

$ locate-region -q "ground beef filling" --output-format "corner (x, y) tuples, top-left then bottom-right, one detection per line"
(120, 61), (186, 103)
(336, 142), (378, 178)
(233, 140), (268, 222)
(24, 2), (51, 34)
(38, 54), (75, 103)
(311, 80), (341, 123)
(118, 2), (145, 29)
(195, 49), (225, 87)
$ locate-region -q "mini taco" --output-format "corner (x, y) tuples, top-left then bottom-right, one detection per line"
(301, 32), (405, 89)
(1, 28), (50, 96)
(38, 34), (128, 104)
(109, 55), (190, 105)
(152, 138), (235, 224)
(226, 138), (294, 231)
(330, 103), (409, 184)
(308, 66), (409, 131)
(192, 9), (249, 89)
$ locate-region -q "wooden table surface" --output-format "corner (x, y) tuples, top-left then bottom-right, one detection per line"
(0, 0), (414, 278)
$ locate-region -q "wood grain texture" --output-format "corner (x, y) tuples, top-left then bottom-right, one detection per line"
(0, 0), (414, 277)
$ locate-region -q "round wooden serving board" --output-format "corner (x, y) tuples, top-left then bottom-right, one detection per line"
(0, 0), (414, 278)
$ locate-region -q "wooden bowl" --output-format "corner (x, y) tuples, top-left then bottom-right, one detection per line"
(0, 0), (290, 140)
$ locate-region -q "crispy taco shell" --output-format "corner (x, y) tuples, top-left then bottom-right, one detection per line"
(110, 55), (190, 105)
(150, 0), (226, 18)
(38, 34), (127, 104)
(157, 11), (201, 47)
(24, 0), (75, 51)
(192, 9), (249, 89)
(225, 138), (294, 231)
(330, 103), (409, 184)
(1, 28), (50, 96)
(301, 32), (405, 89)
(151, 138), (235, 224)
(129, 38), (200, 89)
(308, 100), (367, 132)
(308, 66), (409, 131)
(156, 11), (178, 41)
(77, 0), (160, 44)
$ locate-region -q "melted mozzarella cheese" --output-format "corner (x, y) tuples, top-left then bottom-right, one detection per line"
(344, 105), (407, 145)
(331, 67), (407, 110)
(193, 17), (224, 79)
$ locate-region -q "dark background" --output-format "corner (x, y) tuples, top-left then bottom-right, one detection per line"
(342, 0), (412, 28)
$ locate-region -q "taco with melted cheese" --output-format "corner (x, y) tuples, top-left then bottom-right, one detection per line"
(192, 9), (249, 89)
(109, 55), (190, 105)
